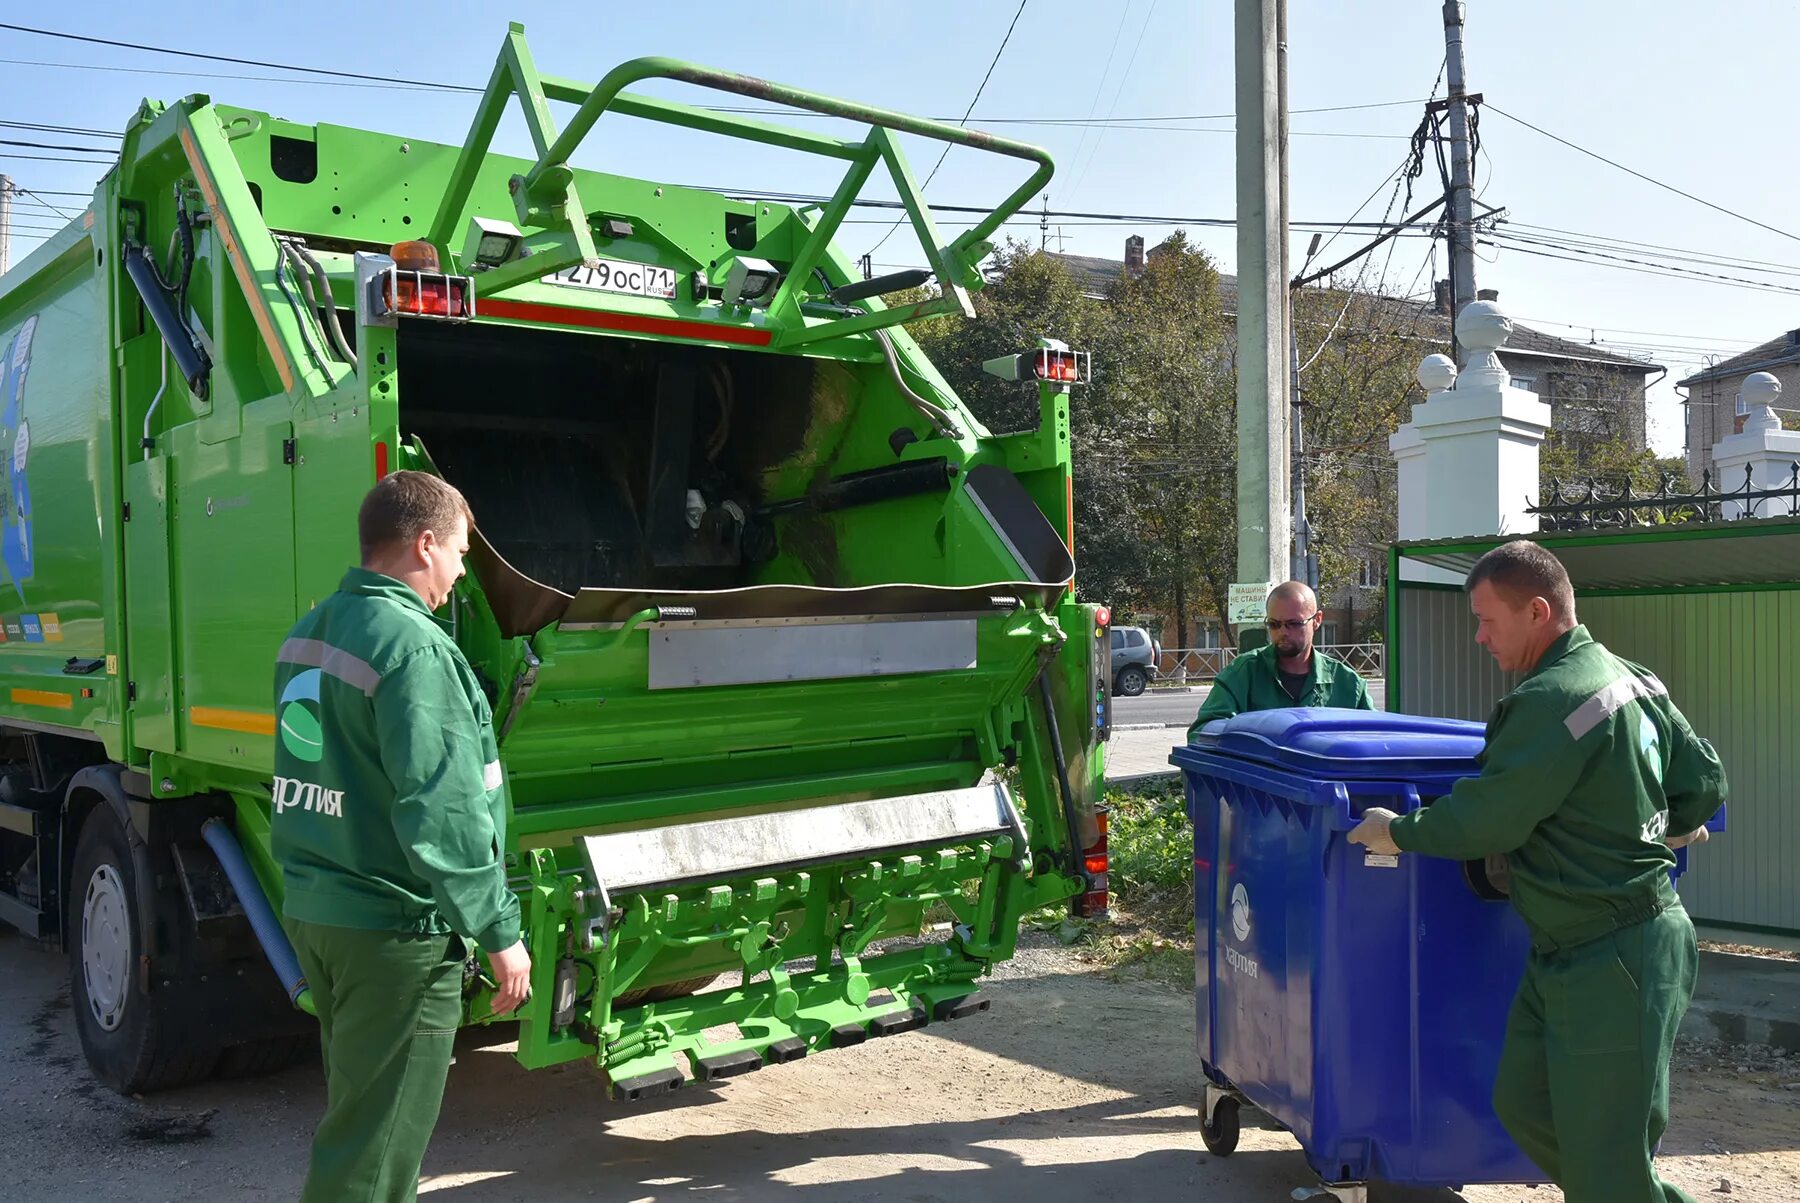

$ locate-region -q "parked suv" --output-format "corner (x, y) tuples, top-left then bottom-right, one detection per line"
(1110, 626), (1161, 697)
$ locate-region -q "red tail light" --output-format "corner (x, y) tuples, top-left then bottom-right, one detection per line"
(375, 440), (390, 480)
(1034, 349), (1082, 382)
(388, 272), (472, 319)
(1072, 806), (1110, 919)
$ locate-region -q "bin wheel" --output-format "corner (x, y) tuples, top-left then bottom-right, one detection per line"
(1200, 1094), (1241, 1155)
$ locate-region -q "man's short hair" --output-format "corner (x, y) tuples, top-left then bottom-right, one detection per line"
(358, 471), (473, 563)
(1465, 539), (1575, 617)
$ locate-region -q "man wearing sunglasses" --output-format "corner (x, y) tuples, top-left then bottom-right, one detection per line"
(1186, 581), (1373, 740)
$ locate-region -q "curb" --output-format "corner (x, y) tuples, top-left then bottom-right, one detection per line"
(1113, 722), (1187, 732)
(1679, 950), (1800, 1055)
(1681, 1002), (1800, 1056)
(1104, 770), (1181, 789)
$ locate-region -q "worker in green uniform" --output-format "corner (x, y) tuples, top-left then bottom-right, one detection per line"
(272, 470), (532, 1203)
(1349, 540), (1725, 1203)
(1187, 581), (1373, 739)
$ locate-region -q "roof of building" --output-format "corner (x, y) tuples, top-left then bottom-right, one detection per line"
(1674, 330), (1800, 389)
(1043, 250), (1659, 373)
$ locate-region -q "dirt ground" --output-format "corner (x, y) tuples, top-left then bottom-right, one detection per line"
(2, 930), (1796, 1203)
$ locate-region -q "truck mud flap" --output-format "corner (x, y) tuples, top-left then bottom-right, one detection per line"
(610, 1066), (685, 1102)
(868, 1006), (928, 1037)
(692, 1049), (763, 1082)
(933, 992), (991, 1021)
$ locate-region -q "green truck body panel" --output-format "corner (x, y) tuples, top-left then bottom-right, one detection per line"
(0, 27), (1109, 1094)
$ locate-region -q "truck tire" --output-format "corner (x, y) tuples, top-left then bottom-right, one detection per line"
(1115, 666), (1148, 697)
(68, 805), (218, 1094)
(616, 975), (718, 1009)
(216, 1032), (319, 1079)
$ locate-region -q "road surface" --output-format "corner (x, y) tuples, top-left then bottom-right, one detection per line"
(3, 928), (1795, 1202)
(1115, 679), (1387, 729)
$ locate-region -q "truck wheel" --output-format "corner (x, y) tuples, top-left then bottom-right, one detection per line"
(1115, 666), (1148, 698)
(216, 1032), (319, 1079)
(616, 975), (718, 1009)
(1200, 1094), (1241, 1155)
(68, 805), (218, 1094)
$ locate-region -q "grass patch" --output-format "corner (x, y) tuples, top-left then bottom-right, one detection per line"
(1019, 783), (1200, 985)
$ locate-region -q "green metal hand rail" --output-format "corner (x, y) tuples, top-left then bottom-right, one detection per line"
(429, 24), (1055, 348)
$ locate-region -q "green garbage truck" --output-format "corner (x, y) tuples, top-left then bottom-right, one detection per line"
(0, 25), (1112, 1100)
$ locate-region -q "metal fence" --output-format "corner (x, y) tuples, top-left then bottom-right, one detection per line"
(1152, 643), (1385, 685)
(1529, 463), (1800, 530)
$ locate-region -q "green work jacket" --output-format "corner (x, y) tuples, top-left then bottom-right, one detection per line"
(1186, 643), (1374, 740)
(270, 568), (521, 954)
(1389, 626), (1728, 953)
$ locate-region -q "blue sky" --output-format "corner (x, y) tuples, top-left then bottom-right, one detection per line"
(4, 2), (1797, 456)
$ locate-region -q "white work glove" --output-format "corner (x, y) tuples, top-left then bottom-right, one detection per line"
(1348, 807), (1402, 856)
(1664, 826), (1710, 851)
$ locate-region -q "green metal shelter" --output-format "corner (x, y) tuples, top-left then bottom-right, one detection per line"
(1388, 516), (1800, 938)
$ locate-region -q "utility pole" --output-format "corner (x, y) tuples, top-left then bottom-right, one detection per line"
(0, 176), (12, 277)
(1441, 0), (1478, 360)
(1234, 0), (1292, 604)
(1290, 326), (1317, 590)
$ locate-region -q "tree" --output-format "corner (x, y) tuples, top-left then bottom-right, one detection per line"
(1094, 233), (1235, 645)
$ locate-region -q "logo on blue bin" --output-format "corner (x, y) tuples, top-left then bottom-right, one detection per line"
(1230, 882), (1251, 942)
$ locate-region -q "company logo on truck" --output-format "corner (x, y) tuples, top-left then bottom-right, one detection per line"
(0, 315), (38, 599)
(278, 668), (326, 763)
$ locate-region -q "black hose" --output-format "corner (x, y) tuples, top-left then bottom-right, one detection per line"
(175, 201), (195, 326)
(1036, 671), (1090, 882)
(755, 458), (954, 519)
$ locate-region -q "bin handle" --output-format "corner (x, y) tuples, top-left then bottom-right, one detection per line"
(1330, 782), (1424, 832)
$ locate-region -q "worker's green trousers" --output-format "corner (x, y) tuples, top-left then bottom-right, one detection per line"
(1492, 903), (1699, 1203)
(288, 920), (465, 1203)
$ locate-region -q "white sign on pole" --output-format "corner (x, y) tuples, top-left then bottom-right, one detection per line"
(1227, 582), (1274, 627)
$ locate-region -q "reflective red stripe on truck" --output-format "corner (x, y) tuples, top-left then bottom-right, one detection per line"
(478, 299), (775, 347)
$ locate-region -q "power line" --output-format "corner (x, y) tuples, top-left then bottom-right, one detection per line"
(0, 152), (111, 163)
(0, 136), (118, 153)
(1485, 103), (1800, 246)
(1490, 229), (1800, 290)
(1490, 239), (1800, 298)
(0, 118), (119, 139)
(16, 185), (75, 220)
(0, 55), (449, 93)
(1064, 0), (1159, 199)
(1059, 0), (1134, 193)
(866, 0), (1029, 257)
(0, 21), (482, 91)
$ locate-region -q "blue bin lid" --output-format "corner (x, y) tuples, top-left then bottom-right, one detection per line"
(1180, 707), (1488, 778)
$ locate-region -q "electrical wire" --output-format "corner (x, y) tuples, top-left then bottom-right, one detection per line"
(865, 0), (1030, 257)
(1064, 0), (1159, 200)
(0, 55), (448, 93)
(1485, 103), (1800, 246)
(0, 118), (119, 139)
(0, 21), (483, 91)
(14, 186), (74, 219)
(0, 136), (118, 153)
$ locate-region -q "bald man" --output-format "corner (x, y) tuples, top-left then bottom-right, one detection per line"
(1186, 581), (1373, 739)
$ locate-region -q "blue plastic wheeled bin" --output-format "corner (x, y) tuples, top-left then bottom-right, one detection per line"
(1170, 708), (1547, 1195)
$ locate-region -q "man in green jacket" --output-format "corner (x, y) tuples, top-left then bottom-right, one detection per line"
(1350, 540), (1725, 1203)
(1187, 581), (1373, 740)
(272, 470), (531, 1203)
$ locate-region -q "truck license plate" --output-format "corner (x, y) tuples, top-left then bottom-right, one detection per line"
(549, 257), (679, 300)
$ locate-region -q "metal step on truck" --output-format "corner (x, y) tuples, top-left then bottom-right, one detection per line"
(0, 24), (1115, 1099)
